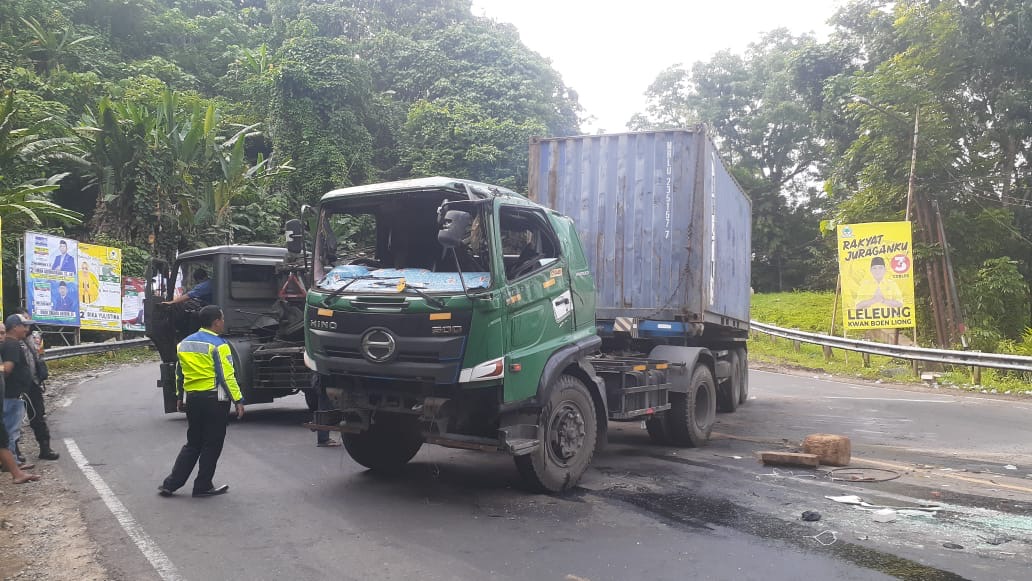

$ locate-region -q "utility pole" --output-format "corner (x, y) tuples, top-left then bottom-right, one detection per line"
(905, 106), (919, 222)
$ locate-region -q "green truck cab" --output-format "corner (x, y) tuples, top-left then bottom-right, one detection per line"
(305, 156), (749, 492)
(304, 178), (606, 491)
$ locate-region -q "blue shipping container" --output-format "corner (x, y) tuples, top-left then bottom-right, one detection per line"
(528, 128), (751, 332)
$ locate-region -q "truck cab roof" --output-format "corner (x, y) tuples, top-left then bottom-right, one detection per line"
(320, 176), (524, 204)
(176, 245), (287, 262)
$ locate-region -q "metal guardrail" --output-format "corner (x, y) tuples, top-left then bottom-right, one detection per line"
(42, 337), (153, 362)
(750, 320), (1032, 373)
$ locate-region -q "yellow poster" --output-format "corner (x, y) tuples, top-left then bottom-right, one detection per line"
(78, 243), (122, 331)
(838, 221), (916, 330)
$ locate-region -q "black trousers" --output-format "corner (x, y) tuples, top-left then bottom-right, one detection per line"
(162, 395), (230, 493)
(25, 383), (51, 444)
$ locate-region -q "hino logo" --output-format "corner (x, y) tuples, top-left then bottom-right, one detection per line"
(361, 328), (397, 363)
(310, 319), (337, 331)
(431, 325), (463, 335)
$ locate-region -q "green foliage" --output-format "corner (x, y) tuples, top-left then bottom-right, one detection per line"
(401, 98), (546, 190)
(964, 258), (1030, 348)
(751, 291), (838, 333)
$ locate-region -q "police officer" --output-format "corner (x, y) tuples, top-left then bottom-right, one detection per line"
(158, 305), (245, 498)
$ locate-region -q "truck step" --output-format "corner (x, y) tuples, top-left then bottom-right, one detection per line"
(425, 433), (503, 453)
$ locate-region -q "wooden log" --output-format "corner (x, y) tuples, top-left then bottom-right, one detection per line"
(758, 451), (820, 468)
(802, 433), (851, 467)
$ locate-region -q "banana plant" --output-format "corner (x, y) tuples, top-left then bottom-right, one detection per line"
(0, 173), (83, 227)
(20, 17), (95, 75)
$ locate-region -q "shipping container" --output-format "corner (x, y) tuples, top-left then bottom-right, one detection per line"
(528, 128), (751, 333)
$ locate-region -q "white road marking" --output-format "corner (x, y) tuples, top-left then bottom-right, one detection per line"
(63, 438), (182, 581)
(823, 396), (955, 403)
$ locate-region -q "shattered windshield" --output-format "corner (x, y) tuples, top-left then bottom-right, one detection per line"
(314, 194), (492, 294)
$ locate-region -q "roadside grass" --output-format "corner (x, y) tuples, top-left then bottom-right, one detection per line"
(751, 292), (1032, 395)
(46, 347), (156, 378)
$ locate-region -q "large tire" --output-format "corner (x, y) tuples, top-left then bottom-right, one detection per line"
(343, 413), (423, 472)
(645, 416), (668, 444)
(303, 388), (319, 412)
(736, 347), (750, 405)
(515, 374), (598, 493)
(716, 350), (741, 413)
(665, 365), (716, 447)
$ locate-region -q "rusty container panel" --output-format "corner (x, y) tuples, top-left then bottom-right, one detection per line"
(528, 129), (751, 329)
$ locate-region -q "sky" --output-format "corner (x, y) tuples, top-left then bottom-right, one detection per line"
(471, 0), (841, 133)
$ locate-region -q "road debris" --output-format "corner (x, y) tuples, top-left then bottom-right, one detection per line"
(872, 509), (897, 523)
(943, 542), (964, 550)
(1003, 465), (1017, 470)
(801, 510), (822, 522)
(758, 451), (819, 468)
(824, 495), (941, 513)
(809, 530), (838, 546)
(802, 434), (851, 466)
(827, 467), (901, 483)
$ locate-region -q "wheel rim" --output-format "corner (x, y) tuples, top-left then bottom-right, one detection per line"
(546, 400), (587, 466)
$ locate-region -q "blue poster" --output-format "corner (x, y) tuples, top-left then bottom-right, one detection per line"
(24, 232), (80, 326)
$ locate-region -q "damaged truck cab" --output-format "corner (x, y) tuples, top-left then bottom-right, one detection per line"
(305, 178), (606, 491)
(308, 126), (749, 493)
(146, 245), (315, 413)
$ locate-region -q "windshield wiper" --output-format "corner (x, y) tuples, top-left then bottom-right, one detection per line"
(371, 280), (447, 310)
(317, 276), (370, 307)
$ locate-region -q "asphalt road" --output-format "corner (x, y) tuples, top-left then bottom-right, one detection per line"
(50, 364), (1032, 581)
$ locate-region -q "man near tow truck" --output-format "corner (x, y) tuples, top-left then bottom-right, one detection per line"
(158, 305), (245, 498)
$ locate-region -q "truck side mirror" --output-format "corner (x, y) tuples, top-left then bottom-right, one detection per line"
(284, 218), (304, 254)
(438, 210), (472, 249)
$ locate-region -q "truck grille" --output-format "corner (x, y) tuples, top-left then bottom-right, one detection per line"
(253, 347), (308, 390)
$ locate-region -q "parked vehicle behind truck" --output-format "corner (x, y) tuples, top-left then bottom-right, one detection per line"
(145, 244), (316, 413)
(305, 128), (751, 492)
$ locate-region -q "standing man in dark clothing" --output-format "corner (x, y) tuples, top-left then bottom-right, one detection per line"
(0, 324), (40, 484)
(159, 305), (245, 498)
(14, 309), (59, 460)
(2, 314), (34, 463)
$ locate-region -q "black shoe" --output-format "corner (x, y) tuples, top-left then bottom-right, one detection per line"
(192, 484), (229, 497)
(158, 486), (174, 497)
(38, 448), (60, 461)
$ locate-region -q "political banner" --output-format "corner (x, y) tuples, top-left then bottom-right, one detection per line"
(122, 277), (147, 331)
(24, 232), (80, 326)
(78, 243), (122, 331)
(837, 221), (917, 330)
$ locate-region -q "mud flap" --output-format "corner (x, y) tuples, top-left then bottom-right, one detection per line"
(159, 361), (179, 414)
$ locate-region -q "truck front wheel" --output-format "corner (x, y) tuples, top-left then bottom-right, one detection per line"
(665, 365), (716, 447)
(343, 413), (423, 472)
(515, 374), (598, 493)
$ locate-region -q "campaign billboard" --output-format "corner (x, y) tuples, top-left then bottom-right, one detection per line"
(79, 243), (122, 331)
(122, 277), (147, 332)
(837, 221), (917, 330)
(24, 232), (80, 326)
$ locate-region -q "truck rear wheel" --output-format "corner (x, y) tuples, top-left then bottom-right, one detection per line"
(665, 365), (716, 447)
(716, 351), (741, 413)
(343, 413), (423, 472)
(515, 374), (598, 493)
(736, 347), (749, 405)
